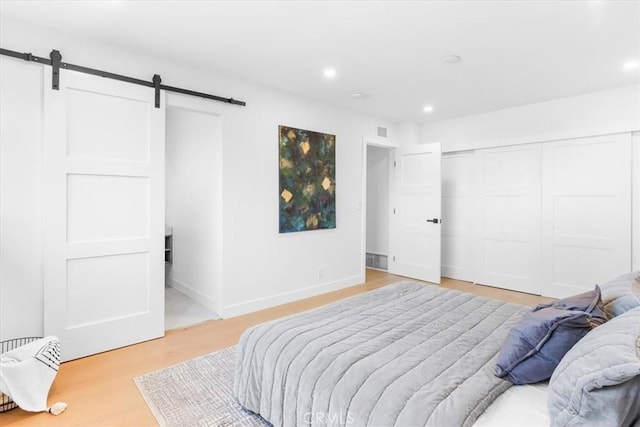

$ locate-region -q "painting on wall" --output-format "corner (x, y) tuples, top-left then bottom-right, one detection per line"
(279, 125), (336, 233)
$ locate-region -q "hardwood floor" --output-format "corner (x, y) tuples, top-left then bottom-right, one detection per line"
(1, 270), (552, 426)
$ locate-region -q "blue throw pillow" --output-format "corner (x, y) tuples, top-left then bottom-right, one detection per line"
(495, 286), (606, 385)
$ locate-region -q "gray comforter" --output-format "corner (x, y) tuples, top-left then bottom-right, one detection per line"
(234, 282), (526, 427)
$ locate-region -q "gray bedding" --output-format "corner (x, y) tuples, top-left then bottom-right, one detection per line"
(234, 282), (527, 427)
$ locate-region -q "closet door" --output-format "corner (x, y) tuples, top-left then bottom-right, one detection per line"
(43, 68), (165, 361)
(474, 144), (542, 294)
(541, 134), (631, 298)
(442, 152), (475, 282)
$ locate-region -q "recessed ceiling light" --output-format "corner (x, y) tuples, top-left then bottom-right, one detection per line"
(423, 105), (434, 113)
(442, 55), (462, 64)
(351, 91), (369, 99)
(323, 68), (337, 79)
(623, 60), (639, 71)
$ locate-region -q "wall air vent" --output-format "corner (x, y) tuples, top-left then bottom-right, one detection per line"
(366, 253), (388, 270)
(377, 127), (388, 138)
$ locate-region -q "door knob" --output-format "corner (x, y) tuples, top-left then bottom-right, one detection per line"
(426, 218), (440, 224)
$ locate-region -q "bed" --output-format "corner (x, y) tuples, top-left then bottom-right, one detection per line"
(234, 282), (529, 426)
(234, 275), (640, 427)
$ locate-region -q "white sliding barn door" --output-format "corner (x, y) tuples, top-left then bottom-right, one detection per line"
(474, 144), (542, 294)
(541, 134), (631, 298)
(389, 143), (442, 284)
(43, 69), (165, 361)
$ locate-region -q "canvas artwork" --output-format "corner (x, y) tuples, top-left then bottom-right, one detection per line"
(279, 125), (336, 233)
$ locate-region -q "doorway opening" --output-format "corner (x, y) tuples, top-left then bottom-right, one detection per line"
(365, 145), (393, 271)
(164, 104), (222, 330)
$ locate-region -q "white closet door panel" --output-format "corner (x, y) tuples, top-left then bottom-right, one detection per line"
(542, 134), (631, 298)
(484, 196), (532, 233)
(442, 152), (475, 281)
(483, 240), (534, 278)
(44, 68), (165, 361)
(552, 196), (617, 240)
(442, 234), (474, 281)
(475, 144), (541, 294)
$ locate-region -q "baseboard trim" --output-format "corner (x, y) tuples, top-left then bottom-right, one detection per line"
(167, 278), (218, 314)
(220, 275), (364, 319)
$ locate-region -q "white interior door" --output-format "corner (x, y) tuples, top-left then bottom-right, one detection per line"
(541, 134), (631, 298)
(474, 144), (542, 294)
(43, 68), (165, 361)
(389, 143), (442, 284)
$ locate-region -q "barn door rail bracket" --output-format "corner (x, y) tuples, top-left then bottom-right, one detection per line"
(0, 47), (247, 108)
(50, 49), (62, 90)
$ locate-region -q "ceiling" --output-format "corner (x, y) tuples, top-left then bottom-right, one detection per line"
(1, 0), (639, 123)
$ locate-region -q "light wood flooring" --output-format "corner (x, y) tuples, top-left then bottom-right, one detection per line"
(1, 270), (552, 426)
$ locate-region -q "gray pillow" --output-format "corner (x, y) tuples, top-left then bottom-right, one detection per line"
(548, 307), (640, 427)
(600, 271), (640, 318)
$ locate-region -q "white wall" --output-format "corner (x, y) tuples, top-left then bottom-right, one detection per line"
(165, 106), (222, 313)
(220, 88), (396, 317)
(397, 121), (423, 146)
(0, 58), (44, 340)
(366, 146), (390, 256)
(423, 84), (640, 153)
(0, 18), (397, 334)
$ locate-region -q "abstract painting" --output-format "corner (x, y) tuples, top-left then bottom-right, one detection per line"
(279, 125), (336, 233)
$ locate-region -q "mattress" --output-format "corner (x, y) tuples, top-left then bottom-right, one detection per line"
(234, 281), (531, 426)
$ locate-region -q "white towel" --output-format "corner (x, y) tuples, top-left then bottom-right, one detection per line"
(0, 336), (66, 414)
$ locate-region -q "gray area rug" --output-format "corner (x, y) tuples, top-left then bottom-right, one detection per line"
(134, 346), (269, 427)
